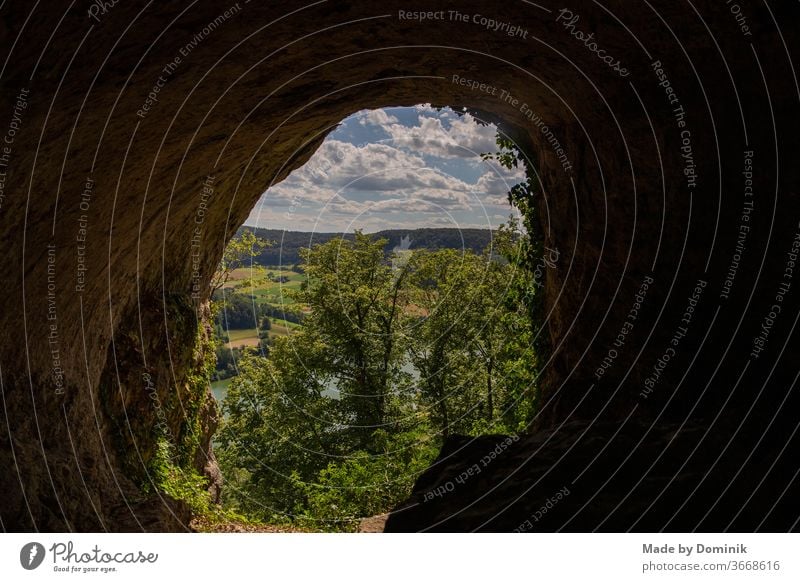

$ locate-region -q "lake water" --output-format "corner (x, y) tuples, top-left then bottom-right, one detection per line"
(210, 361), (419, 403)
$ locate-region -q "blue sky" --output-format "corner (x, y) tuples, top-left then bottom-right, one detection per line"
(244, 105), (525, 232)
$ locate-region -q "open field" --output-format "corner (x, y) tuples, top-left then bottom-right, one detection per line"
(224, 327), (260, 348)
(215, 266), (307, 388)
(217, 266), (305, 347)
(223, 266), (305, 307)
(222, 319), (299, 348)
(269, 318), (301, 337)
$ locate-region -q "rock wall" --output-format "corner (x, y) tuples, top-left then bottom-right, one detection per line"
(0, 0), (798, 530)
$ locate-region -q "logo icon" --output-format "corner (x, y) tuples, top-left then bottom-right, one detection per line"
(20, 542), (45, 570)
(391, 235), (413, 277)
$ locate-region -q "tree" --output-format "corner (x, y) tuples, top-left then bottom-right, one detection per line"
(482, 135), (543, 324)
(296, 428), (437, 531)
(210, 229), (271, 294)
(489, 221), (540, 431)
(214, 291), (266, 329)
(216, 336), (345, 520)
(216, 234), (430, 526)
(407, 244), (538, 436)
(294, 232), (413, 449)
(481, 133), (545, 431)
(406, 249), (484, 437)
(214, 226), (541, 528)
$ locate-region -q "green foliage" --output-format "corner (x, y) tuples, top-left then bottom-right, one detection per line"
(483, 135), (545, 323)
(213, 290), (269, 329)
(146, 438), (212, 515)
(406, 249), (483, 436)
(406, 244), (538, 436)
(215, 233), (541, 527)
(212, 134), (547, 528)
(296, 430), (438, 532)
(211, 229), (272, 294)
(482, 134), (548, 426)
(216, 340), (346, 522)
(295, 232), (415, 448)
(147, 437), (249, 525)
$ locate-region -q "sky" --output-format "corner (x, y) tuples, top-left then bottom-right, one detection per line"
(244, 105), (526, 233)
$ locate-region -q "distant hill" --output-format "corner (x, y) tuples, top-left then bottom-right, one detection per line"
(242, 227), (495, 266)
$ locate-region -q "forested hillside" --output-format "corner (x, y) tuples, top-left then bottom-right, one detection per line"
(243, 227), (495, 266)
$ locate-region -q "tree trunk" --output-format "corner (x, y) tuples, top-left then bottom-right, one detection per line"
(486, 359), (493, 423)
(439, 388), (450, 439)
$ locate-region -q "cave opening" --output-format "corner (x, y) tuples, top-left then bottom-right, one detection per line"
(202, 105), (548, 531)
(3, 1), (799, 536)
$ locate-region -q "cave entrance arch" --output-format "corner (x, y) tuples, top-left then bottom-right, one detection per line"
(0, 24), (653, 532)
(208, 104), (545, 529)
(4, 1), (790, 532)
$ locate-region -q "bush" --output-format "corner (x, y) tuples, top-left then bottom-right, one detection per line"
(146, 438), (213, 516)
(296, 430), (437, 531)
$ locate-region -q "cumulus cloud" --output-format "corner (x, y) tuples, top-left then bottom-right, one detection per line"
(259, 141), (418, 205)
(359, 109), (399, 126)
(413, 103), (436, 114)
(380, 112), (498, 159)
(251, 107), (522, 230)
(262, 140), (477, 209)
(471, 166), (527, 204)
(303, 141), (426, 189)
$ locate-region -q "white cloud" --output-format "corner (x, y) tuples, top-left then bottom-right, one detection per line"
(252, 107), (523, 231)
(304, 141), (424, 189)
(471, 166), (527, 204)
(413, 103), (436, 114)
(381, 112), (498, 159)
(262, 140), (477, 209)
(358, 109), (399, 126)
(353, 107), (500, 159)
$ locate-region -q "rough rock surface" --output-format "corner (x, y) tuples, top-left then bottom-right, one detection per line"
(386, 420), (799, 531)
(0, 1), (798, 530)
